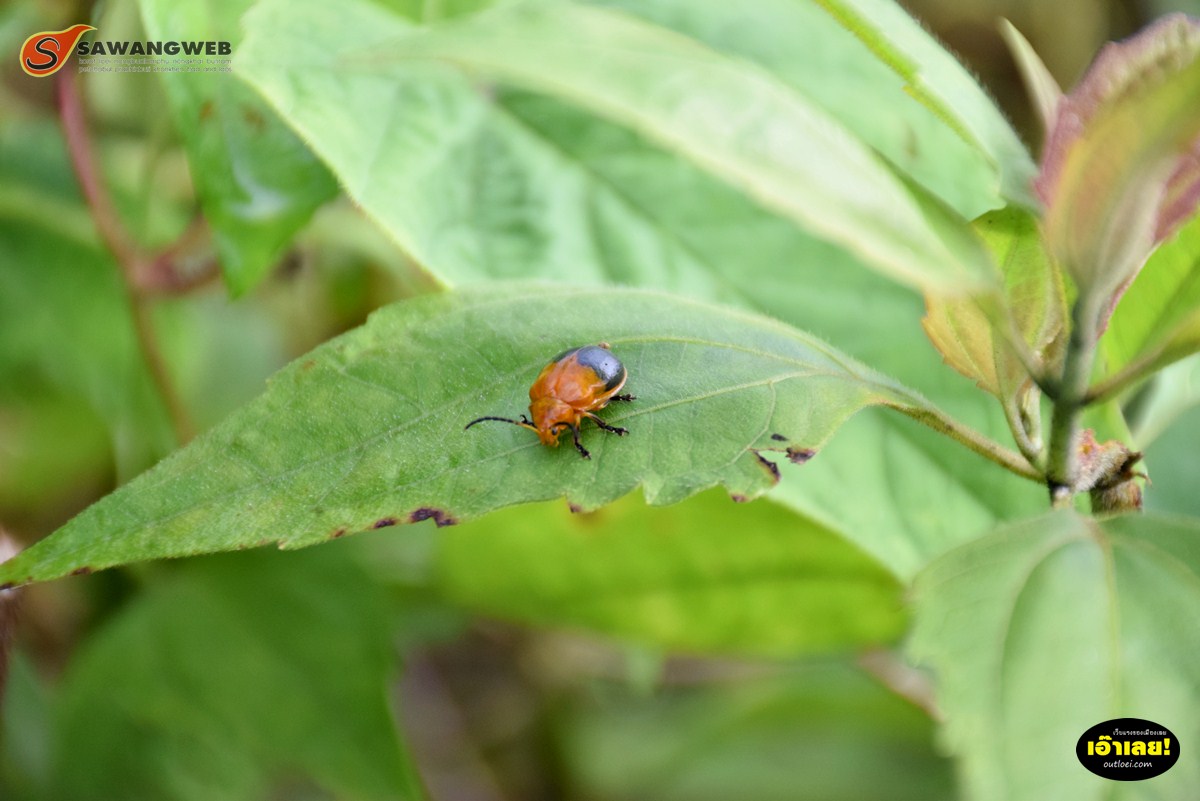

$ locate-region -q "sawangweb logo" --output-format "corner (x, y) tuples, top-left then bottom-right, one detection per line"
(19, 24), (94, 77)
(18, 25), (233, 76)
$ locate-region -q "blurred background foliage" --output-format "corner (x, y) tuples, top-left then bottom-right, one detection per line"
(1, 0), (1198, 799)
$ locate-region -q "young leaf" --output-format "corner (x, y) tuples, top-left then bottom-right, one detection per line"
(1099, 212), (1200, 392)
(911, 511), (1200, 801)
(998, 19), (1063, 136)
(236, 0), (995, 293)
(923, 207), (1064, 398)
(48, 548), (424, 801)
(434, 489), (905, 655)
(811, 0), (1038, 207)
(138, 0), (336, 296)
(1038, 15), (1200, 313)
(0, 285), (955, 588)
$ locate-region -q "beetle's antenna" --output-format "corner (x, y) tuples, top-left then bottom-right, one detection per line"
(465, 415), (537, 432)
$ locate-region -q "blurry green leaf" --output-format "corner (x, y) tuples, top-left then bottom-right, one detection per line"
(590, 0), (1002, 219)
(998, 19), (1063, 136)
(436, 489), (904, 655)
(1102, 212), (1200, 383)
(911, 511), (1200, 801)
(0, 655), (51, 801)
(0, 393), (110, 517)
(237, 0), (994, 292)
(138, 0), (337, 296)
(0, 285), (950, 587)
(1133, 355), (1200, 516)
(559, 662), (952, 801)
(811, 0), (1037, 207)
(0, 217), (175, 479)
(48, 548), (423, 801)
(771, 401), (1043, 581)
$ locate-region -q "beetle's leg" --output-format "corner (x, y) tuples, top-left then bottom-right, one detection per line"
(583, 411), (628, 436)
(567, 423), (591, 459)
(609, 394), (636, 402)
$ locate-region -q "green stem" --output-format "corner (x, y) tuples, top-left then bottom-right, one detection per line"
(1045, 294), (1103, 506)
(889, 404), (1042, 482)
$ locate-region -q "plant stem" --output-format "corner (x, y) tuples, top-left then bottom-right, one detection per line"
(58, 69), (196, 445)
(1044, 293), (1103, 506)
(889, 404), (1042, 482)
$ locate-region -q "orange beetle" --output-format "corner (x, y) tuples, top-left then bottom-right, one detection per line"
(465, 343), (635, 459)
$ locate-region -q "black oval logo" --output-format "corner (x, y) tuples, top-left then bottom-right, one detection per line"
(1076, 718), (1179, 781)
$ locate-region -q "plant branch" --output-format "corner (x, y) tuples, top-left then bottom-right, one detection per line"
(888, 403), (1043, 482)
(1044, 293), (1103, 506)
(58, 69), (196, 445)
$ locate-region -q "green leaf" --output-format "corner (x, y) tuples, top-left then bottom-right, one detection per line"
(589, 0), (1003, 219)
(434, 489), (904, 655)
(923, 207), (1065, 397)
(47, 548), (423, 801)
(998, 19), (1063, 135)
(770, 401), (1042, 581)
(1102, 212), (1200, 383)
(1039, 16), (1200, 304)
(138, 0), (337, 296)
(0, 284), (944, 587)
(811, 0), (1037, 207)
(0, 216), (175, 479)
(559, 662), (953, 801)
(911, 511), (1200, 801)
(236, 0), (994, 292)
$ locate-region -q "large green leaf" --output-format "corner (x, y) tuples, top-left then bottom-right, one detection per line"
(236, 0), (994, 292)
(434, 489), (904, 655)
(0, 285), (953, 587)
(138, 0), (337, 295)
(810, 0), (1037, 208)
(589, 0), (1003, 219)
(47, 547), (423, 801)
(911, 511), (1200, 801)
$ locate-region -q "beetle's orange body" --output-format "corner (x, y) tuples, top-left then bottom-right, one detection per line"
(465, 343), (634, 459)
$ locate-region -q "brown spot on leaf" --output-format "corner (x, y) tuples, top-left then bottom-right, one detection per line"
(568, 503), (584, 514)
(331, 528), (347, 539)
(199, 100), (214, 121)
(786, 447), (816, 464)
(242, 105), (266, 131)
(373, 517), (398, 529)
(730, 494), (749, 503)
(410, 508), (458, 527)
(770, 433), (788, 442)
(300, 359), (317, 371)
(70, 567), (93, 576)
(752, 451), (781, 484)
